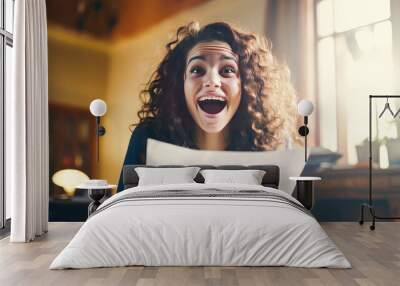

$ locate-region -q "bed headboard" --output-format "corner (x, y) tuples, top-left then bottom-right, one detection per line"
(123, 165), (280, 190)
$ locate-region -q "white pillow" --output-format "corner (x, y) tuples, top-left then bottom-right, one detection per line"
(200, 169), (266, 185)
(146, 138), (305, 194)
(135, 167), (200, 186)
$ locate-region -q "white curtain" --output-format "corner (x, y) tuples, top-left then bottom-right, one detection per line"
(8, 0), (49, 242)
(266, 0), (317, 144)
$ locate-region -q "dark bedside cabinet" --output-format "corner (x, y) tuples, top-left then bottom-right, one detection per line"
(290, 176), (322, 210)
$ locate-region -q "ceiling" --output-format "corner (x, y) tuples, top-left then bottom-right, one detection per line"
(46, 0), (210, 41)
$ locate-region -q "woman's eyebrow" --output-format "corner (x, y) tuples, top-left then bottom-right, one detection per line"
(187, 54), (238, 65)
(187, 55), (206, 65)
(221, 55), (238, 63)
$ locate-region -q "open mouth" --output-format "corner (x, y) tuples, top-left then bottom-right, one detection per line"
(197, 97), (227, 115)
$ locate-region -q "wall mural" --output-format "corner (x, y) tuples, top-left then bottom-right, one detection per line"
(47, 0), (400, 222)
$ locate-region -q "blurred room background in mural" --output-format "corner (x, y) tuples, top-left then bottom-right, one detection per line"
(46, 0), (400, 221)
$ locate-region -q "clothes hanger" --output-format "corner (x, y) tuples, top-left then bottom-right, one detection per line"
(378, 97), (395, 118)
(394, 106), (400, 118)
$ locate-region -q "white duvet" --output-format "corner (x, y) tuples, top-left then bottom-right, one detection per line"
(50, 183), (351, 269)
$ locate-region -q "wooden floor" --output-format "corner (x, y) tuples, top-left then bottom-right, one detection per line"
(0, 222), (399, 286)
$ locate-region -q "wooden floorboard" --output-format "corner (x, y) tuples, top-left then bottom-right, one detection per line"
(0, 222), (399, 286)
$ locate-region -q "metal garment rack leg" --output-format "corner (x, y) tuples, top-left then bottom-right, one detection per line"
(359, 95), (400, 230)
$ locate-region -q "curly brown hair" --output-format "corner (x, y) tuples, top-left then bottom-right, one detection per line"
(136, 21), (299, 150)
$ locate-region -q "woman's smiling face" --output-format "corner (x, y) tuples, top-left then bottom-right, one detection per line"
(184, 41), (241, 134)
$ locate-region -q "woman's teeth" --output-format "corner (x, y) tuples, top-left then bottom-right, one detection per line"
(198, 96), (226, 102)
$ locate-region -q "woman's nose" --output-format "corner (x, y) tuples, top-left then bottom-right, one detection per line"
(203, 70), (221, 88)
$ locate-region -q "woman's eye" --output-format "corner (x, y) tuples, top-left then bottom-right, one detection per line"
(222, 66), (236, 74)
(190, 66), (204, 74)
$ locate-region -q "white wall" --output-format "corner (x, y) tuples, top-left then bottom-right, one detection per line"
(100, 0), (268, 183)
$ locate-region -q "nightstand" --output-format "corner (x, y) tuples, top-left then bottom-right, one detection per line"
(77, 182), (116, 216)
(87, 188), (112, 216)
(289, 177), (321, 210)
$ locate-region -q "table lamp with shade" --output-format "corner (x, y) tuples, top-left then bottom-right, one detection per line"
(52, 169), (89, 198)
(297, 99), (314, 162)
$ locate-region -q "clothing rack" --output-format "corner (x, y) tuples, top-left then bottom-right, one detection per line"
(359, 95), (400, 230)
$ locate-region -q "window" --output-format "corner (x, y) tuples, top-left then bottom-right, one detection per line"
(316, 0), (398, 165)
(1, 0), (14, 229)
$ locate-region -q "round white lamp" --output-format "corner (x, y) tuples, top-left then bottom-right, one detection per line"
(90, 99), (107, 117)
(297, 99), (314, 117)
(297, 99), (314, 162)
(89, 99), (107, 162)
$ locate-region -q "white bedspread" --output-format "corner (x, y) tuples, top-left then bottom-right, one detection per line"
(50, 183), (351, 269)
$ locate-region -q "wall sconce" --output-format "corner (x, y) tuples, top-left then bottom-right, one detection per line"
(89, 99), (107, 162)
(297, 99), (314, 162)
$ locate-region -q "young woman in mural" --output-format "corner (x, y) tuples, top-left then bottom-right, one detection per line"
(117, 21), (298, 191)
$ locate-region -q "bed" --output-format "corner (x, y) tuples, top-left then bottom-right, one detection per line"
(50, 165), (350, 269)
